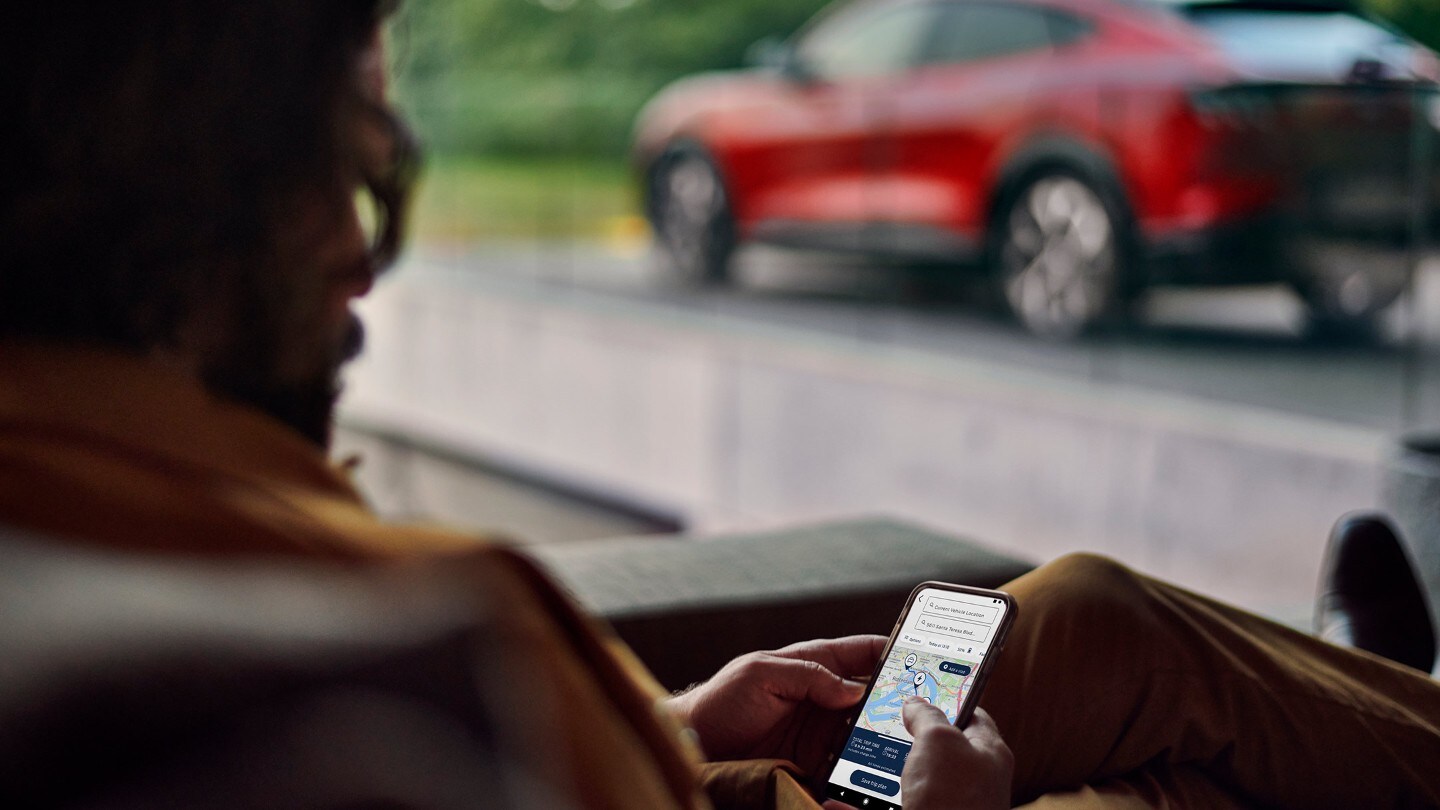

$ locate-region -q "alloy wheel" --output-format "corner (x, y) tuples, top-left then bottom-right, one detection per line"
(653, 150), (733, 283)
(999, 175), (1119, 338)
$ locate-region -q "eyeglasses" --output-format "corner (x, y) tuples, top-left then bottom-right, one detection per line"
(356, 108), (421, 270)
(355, 185), (383, 258)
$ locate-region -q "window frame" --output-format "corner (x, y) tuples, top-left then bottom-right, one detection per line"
(914, 0), (1095, 68)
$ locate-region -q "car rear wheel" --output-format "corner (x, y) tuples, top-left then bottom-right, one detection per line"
(992, 173), (1126, 339)
(1289, 239), (1410, 339)
(649, 146), (735, 284)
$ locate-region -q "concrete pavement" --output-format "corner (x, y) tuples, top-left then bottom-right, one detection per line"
(338, 250), (1405, 619)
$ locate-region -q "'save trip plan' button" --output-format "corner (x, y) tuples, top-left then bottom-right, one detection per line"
(850, 771), (900, 796)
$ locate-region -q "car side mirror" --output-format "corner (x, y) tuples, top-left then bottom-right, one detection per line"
(747, 36), (815, 83)
(1348, 57), (1390, 84)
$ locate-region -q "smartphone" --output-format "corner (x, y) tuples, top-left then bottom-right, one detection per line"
(823, 581), (1018, 810)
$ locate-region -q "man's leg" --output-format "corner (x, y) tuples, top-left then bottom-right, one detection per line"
(983, 553), (1440, 807)
(1015, 763), (1248, 810)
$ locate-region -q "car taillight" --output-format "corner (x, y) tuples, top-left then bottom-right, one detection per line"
(1413, 49), (1440, 84)
(1426, 93), (1440, 132)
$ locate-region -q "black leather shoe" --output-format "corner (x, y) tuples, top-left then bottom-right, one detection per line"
(1316, 512), (1436, 673)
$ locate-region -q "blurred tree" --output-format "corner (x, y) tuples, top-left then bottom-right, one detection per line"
(1365, 0), (1440, 49)
(388, 0), (827, 158)
(388, 0), (1440, 160)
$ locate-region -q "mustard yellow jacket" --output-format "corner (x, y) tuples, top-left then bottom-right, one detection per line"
(0, 343), (818, 810)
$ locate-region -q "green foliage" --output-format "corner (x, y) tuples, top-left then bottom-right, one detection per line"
(1364, 0), (1440, 50)
(409, 154), (637, 241)
(390, 0), (1440, 162)
(388, 0), (828, 160)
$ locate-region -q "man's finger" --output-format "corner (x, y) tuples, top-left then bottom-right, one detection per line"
(962, 707), (1006, 748)
(773, 635), (886, 678)
(901, 696), (955, 736)
(757, 655), (868, 709)
(967, 707), (1002, 736)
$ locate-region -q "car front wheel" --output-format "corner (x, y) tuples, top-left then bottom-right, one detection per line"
(649, 146), (735, 284)
(992, 173), (1126, 339)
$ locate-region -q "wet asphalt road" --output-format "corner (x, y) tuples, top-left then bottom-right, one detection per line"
(405, 240), (1440, 436)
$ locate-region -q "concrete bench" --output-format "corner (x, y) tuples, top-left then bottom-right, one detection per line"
(526, 517), (1035, 691)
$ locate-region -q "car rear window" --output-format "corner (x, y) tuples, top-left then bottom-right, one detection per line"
(922, 3), (1090, 66)
(1183, 6), (1418, 81)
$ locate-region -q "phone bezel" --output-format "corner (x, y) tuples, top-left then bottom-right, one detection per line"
(823, 580), (1019, 807)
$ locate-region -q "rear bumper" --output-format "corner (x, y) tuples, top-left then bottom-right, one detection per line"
(1141, 213), (1429, 288)
(1142, 216), (1291, 287)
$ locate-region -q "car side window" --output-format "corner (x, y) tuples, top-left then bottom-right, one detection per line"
(921, 2), (1061, 66)
(1047, 10), (1092, 48)
(797, 3), (940, 80)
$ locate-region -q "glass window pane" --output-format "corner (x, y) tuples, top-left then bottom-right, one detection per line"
(924, 3), (1055, 65)
(799, 4), (937, 80)
(1185, 8), (1419, 81)
(1047, 10), (1092, 47)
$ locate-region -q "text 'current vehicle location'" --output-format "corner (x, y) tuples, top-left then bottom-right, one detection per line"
(921, 596), (999, 625)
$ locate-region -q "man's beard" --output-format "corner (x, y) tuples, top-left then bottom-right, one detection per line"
(202, 312), (366, 449)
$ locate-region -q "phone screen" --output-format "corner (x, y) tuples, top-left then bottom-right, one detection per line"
(824, 585), (1013, 810)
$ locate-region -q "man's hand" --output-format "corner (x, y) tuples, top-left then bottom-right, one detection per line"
(895, 700), (1012, 810)
(666, 636), (884, 780)
(824, 700), (1011, 810)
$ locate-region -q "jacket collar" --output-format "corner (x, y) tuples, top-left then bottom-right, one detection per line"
(0, 342), (364, 503)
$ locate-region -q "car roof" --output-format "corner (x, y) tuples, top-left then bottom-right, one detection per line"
(1135, 0), (1360, 10)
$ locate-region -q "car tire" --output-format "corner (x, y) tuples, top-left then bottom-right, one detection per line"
(648, 145), (735, 285)
(990, 171), (1131, 339)
(1295, 285), (1384, 340)
(1291, 256), (1408, 341)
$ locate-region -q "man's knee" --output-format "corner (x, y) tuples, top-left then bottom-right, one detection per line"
(1013, 552), (1153, 627)
(1034, 552), (1140, 594)
(985, 554), (1167, 719)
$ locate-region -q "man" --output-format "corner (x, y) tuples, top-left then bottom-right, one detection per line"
(0, 3), (1437, 808)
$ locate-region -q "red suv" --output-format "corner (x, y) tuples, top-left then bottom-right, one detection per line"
(633, 0), (1440, 336)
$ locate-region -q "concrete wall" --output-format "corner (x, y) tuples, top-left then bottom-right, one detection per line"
(341, 263), (1385, 616)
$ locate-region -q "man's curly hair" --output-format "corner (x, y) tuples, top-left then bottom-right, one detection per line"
(0, 1), (405, 352)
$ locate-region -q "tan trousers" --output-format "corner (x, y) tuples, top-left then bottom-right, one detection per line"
(989, 554), (1440, 808)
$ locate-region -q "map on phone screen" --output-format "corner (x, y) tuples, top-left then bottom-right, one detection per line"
(826, 586), (1008, 810)
(857, 645), (975, 736)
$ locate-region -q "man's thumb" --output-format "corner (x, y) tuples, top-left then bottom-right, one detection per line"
(901, 696), (951, 734)
(794, 658), (868, 709)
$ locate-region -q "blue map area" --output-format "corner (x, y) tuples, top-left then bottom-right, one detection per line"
(856, 647), (972, 740)
(863, 666), (949, 725)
